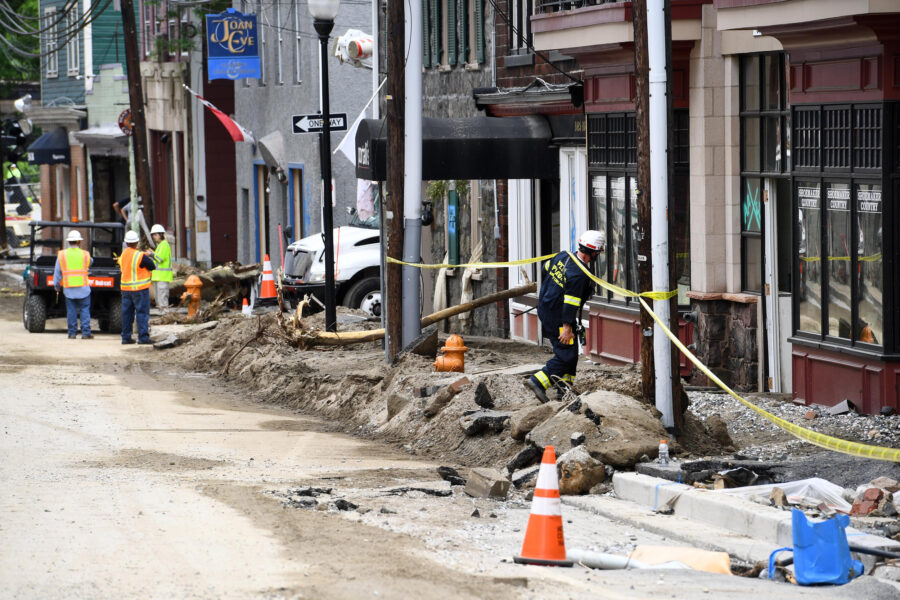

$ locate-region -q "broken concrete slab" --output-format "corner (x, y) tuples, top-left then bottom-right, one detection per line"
(635, 461), (684, 482)
(436, 466), (466, 486)
(557, 446), (606, 496)
(459, 410), (510, 436)
(423, 386), (459, 418)
(381, 481), (453, 497)
(827, 399), (857, 415)
(509, 403), (556, 441)
(473, 381), (494, 409)
(392, 326), (439, 363)
(464, 468), (510, 499)
(506, 444), (541, 472)
(469, 363), (546, 377)
(570, 432), (586, 447)
(153, 334), (179, 350)
(448, 376), (472, 394)
(870, 477), (900, 493)
(527, 390), (668, 468)
(511, 465), (540, 490)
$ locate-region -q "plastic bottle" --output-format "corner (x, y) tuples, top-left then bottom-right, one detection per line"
(658, 440), (670, 465)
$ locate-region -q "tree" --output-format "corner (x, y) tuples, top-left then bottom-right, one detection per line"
(0, 0), (40, 91)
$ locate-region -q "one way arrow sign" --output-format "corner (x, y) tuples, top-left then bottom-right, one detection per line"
(292, 113), (348, 134)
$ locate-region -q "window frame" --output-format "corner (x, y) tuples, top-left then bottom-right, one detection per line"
(509, 0), (534, 55)
(294, 0), (302, 84)
(44, 8), (59, 78)
(66, 9), (80, 76)
(275, 0), (283, 84)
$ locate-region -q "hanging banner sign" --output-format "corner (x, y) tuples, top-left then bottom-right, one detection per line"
(206, 9), (261, 81)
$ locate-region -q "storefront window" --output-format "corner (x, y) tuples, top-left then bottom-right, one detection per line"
(610, 176), (627, 301)
(855, 184), (882, 344)
(589, 174), (608, 282)
(825, 182), (851, 339)
(741, 177), (762, 292)
(797, 181), (821, 334)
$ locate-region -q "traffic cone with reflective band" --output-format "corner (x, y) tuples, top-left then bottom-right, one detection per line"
(513, 445), (573, 567)
(241, 297), (252, 316)
(259, 254), (277, 304)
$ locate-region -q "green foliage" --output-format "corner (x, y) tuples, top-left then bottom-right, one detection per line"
(426, 180), (469, 203)
(0, 0), (40, 86)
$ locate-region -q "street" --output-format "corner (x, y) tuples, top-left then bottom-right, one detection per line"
(0, 293), (895, 599)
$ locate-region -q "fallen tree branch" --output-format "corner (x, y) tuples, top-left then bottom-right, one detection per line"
(286, 282), (537, 347)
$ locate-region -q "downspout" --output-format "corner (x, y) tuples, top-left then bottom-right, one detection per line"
(648, 0), (673, 428)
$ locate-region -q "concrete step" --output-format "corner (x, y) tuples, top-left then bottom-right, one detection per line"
(612, 472), (900, 552)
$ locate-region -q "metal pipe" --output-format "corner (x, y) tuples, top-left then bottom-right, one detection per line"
(567, 549), (690, 570)
(315, 19), (338, 332)
(647, 0), (673, 429)
(401, 0), (423, 345)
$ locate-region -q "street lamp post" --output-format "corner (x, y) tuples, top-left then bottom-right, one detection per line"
(309, 0), (340, 332)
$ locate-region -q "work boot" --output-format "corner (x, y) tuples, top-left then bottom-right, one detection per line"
(122, 338), (135, 345)
(68, 334), (76, 339)
(525, 377), (550, 404)
(82, 334), (93, 339)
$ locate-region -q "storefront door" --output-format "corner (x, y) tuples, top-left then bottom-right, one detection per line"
(763, 177), (792, 392)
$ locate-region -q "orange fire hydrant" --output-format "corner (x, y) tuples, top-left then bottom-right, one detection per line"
(434, 334), (468, 372)
(181, 274), (203, 319)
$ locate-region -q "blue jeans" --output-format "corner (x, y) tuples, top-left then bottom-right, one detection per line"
(65, 295), (91, 336)
(122, 289), (150, 343)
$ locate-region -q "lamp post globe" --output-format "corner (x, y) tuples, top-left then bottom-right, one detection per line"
(310, 0), (340, 331)
(308, 0), (340, 21)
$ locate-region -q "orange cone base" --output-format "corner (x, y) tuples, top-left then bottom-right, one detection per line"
(513, 514), (573, 567)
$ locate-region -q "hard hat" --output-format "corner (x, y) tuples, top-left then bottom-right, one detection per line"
(150, 224), (165, 234)
(124, 230), (140, 243)
(66, 230), (83, 242)
(578, 230), (606, 254)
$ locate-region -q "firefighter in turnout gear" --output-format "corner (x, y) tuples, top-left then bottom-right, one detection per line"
(52, 230), (93, 339)
(526, 230), (606, 403)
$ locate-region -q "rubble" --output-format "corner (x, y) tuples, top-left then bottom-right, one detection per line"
(509, 403), (556, 441)
(386, 393), (411, 421)
(436, 466), (466, 486)
(464, 468), (510, 499)
(511, 465), (540, 490)
(472, 381), (494, 409)
(506, 445), (540, 472)
(459, 410), (510, 436)
(870, 477), (900, 493)
(556, 446), (606, 495)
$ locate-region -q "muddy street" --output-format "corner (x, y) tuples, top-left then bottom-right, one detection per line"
(0, 288), (895, 599)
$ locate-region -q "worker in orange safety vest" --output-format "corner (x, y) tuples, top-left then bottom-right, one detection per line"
(118, 229), (156, 344)
(53, 230), (93, 339)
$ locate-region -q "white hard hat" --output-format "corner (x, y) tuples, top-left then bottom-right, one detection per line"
(124, 230), (140, 243)
(66, 230), (83, 242)
(578, 230), (606, 253)
(150, 224), (165, 234)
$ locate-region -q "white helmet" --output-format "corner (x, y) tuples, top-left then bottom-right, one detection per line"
(124, 230), (140, 244)
(66, 230), (83, 242)
(150, 224), (165, 234)
(578, 230), (605, 254)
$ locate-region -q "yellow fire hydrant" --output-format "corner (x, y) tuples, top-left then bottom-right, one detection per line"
(434, 334), (468, 372)
(181, 274), (203, 319)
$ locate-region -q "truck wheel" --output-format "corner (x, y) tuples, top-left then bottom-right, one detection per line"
(106, 299), (122, 333)
(344, 276), (381, 317)
(23, 294), (47, 333)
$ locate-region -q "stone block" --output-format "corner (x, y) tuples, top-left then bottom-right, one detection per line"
(557, 446), (606, 496)
(423, 386), (458, 418)
(510, 403), (557, 441)
(459, 410), (511, 436)
(464, 468), (511, 499)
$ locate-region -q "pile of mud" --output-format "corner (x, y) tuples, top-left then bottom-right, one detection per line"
(166, 312), (733, 472)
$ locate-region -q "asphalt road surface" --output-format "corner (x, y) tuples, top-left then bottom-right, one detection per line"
(0, 291), (895, 599)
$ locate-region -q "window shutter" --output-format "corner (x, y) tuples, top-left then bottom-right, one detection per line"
(431, 0), (441, 65)
(461, 0), (469, 65)
(474, 0), (484, 64)
(423, 0), (431, 68)
(447, 0), (457, 66)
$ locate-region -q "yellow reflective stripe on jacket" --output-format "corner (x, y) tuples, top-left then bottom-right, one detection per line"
(563, 294), (581, 307)
(59, 248), (90, 288)
(119, 248), (152, 291)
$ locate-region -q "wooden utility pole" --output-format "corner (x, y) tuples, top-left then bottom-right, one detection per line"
(0, 128), (7, 249)
(633, 0), (655, 405)
(120, 0), (153, 225)
(663, 0), (685, 428)
(385, 0), (405, 359)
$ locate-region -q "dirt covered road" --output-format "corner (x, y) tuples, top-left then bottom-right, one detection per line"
(0, 282), (895, 600)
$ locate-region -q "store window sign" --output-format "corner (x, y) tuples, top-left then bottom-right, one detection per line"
(206, 10), (261, 81)
(826, 186), (850, 211)
(857, 187), (881, 213)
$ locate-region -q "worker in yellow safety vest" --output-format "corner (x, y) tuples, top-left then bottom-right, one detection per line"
(53, 230), (93, 339)
(150, 224), (173, 310)
(118, 229), (156, 344)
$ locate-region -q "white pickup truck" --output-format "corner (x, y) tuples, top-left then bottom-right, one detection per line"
(281, 224), (382, 317)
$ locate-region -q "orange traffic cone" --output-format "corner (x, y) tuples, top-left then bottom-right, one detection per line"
(241, 297), (252, 316)
(259, 254), (277, 304)
(513, 446), (573, 567)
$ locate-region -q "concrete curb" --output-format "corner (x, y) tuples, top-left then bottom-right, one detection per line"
(612, 472), (900, 551)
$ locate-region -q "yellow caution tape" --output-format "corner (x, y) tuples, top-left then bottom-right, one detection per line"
(565, 251), (678, 300)
(800, 253), (882, 263)
(386, 253), (557, 269)
(638, 296), (900, 463)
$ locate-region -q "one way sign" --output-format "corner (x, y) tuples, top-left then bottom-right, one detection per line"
(292, 113), (348, 134)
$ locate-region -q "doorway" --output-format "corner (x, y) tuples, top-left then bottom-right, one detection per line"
(763, 177), (793, 392)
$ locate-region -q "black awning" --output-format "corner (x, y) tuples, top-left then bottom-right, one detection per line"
(26, 127), (70, 165)
(355, 116), (557, 181)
